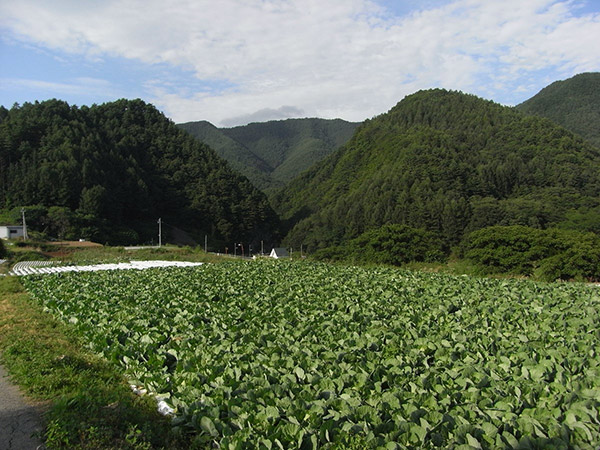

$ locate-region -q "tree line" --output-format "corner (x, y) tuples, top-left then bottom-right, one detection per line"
(273, 89), (600, 278)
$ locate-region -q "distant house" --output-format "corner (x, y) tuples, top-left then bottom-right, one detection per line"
(0, 225), (24, 239)
(269, 247), (289, 259)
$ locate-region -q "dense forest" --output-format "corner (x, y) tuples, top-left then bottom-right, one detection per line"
(1, 74), (598, 278)
(178, 118), (359, 194)
(0, 99), (279, 246)
(516, 72), (600, 148)
(273, 89), (600, 255)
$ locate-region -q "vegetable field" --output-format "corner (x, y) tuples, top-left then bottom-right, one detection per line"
(23, 261), (600, 448)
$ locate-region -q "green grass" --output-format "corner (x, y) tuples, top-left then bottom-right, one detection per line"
(0, 241), (229, 273)
(1, 241), (48, 263)
(61, 245), (227, 265)
(0, 276), (189, 449)
(362, 254), (533, 281)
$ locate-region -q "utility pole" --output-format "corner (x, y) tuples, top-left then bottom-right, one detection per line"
(204, 235), (208, 253)
(261, 240), (264, 256)
(21, 208), (28, 241)
(157, 218), (162, 247)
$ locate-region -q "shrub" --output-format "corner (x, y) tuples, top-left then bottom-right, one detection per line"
(536, 239), (600, 281)
(310, 245), (347, 261)
(463, 226), (539, 274)
(11, 251), (49, 263)
(313, 224), (445, 266)
(464, 225), (600, 281)
(0, 238), (5, 258)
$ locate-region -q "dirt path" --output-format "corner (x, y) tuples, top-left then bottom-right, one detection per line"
(0, 364), (44, 450)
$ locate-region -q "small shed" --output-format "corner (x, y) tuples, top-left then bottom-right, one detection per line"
(269, 247), (289, 259)
(0, 225), (24, 239)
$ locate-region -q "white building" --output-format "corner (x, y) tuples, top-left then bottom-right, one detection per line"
(0, 225), (24, 239)
(269, 247), (289, 259)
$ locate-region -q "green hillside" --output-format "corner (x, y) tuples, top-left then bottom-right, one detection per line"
(177, 120), (273, 191)
(273, 89), (600, 251)
(179, 118), (359, 194)
(0, 99), (279, 246)
(516, 72), (600, 148)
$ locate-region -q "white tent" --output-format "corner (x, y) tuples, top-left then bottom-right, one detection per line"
(269, 248), (289, 259)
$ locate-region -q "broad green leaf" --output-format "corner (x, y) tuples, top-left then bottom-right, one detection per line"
(466, 433), (482, 449)
(200, 416), (218, 437)
(21, 261), (600, 447)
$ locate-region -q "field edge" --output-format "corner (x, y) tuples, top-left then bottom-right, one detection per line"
(0, 275), (188, 449)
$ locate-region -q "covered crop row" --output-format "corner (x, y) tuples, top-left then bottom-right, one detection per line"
(23, 261), (600, 448)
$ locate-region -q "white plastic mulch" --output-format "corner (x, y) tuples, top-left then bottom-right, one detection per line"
(9, 260), (203, 276)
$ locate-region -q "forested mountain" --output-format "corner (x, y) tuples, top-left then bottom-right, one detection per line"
(516, 72), (600, 148)
(273, 89), (600, 251)
(177, 121), (273, 191)
(0, 99), (279, 246)
(178, 118), (359, 194)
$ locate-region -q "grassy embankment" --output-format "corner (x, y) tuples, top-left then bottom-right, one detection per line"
(3, 240), (226, 265)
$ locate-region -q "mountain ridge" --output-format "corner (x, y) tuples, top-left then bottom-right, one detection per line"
(273, 88), (600, 251)
(1, 74), (597, 253)
(516, 72), (600, 148)
(0, 99), (279, 246)
(178, 117), (359, 194)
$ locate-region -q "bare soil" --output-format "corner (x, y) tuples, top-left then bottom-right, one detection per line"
(47, 241), (103, 248)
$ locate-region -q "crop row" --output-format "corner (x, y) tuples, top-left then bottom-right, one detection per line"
(23, 261), (600, 448)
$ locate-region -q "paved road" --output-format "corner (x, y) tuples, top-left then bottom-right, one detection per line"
(0, 364), (44, 450)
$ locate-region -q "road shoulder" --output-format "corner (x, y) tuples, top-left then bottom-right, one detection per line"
(0, 363), (45, 450)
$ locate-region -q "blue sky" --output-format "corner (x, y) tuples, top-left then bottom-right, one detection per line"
(1, 0), (599, 126)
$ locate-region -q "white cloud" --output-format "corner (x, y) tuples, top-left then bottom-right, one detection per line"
(221, 106), (306, 127)
(0, 77), (119, 99)
(1, 0), (599, 124)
